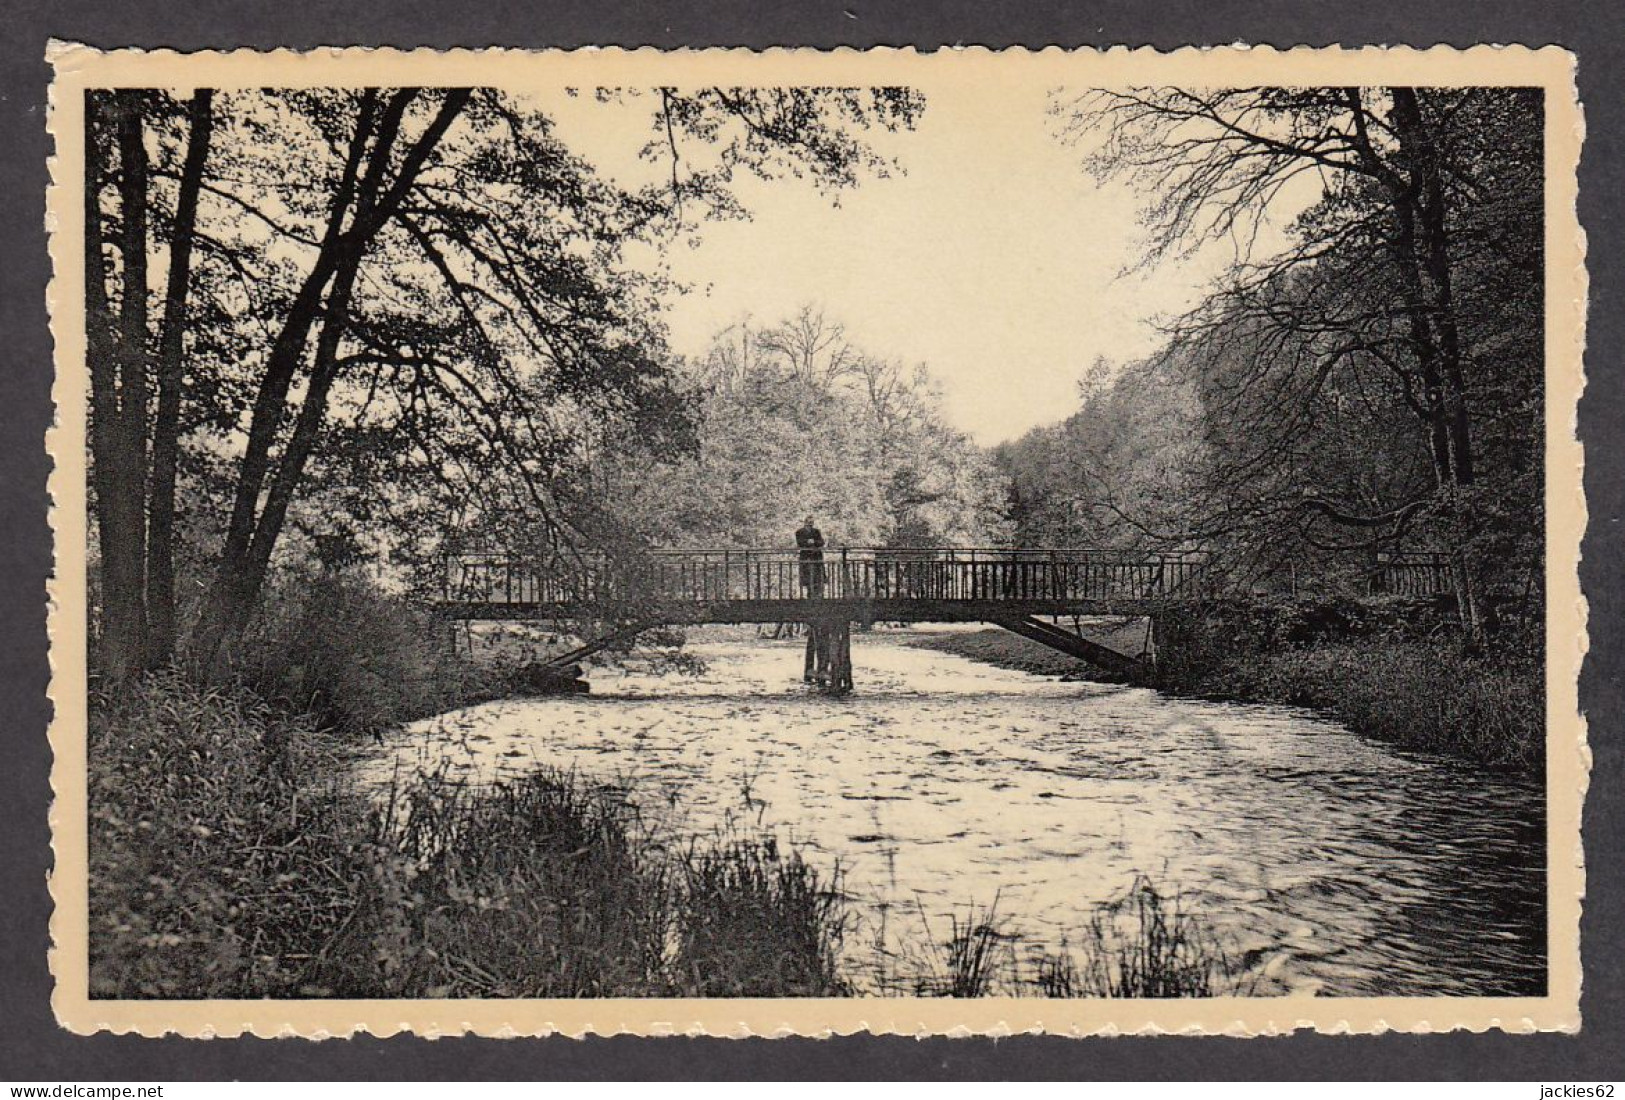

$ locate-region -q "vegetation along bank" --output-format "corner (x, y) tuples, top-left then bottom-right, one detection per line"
(909, 596), (1541, 772)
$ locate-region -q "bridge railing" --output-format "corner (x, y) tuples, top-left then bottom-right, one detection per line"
(442, 547), (1214, 609)
(1370, 552), (1455, 597)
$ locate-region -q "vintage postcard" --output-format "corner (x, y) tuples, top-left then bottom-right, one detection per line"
(45, 44), (1586, 1038)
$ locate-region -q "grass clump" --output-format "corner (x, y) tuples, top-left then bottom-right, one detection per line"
(327, 768), (677, 998)
(938, 902), (1013, 998)
(898, 881), (1241, 999)
(677, 838), (848, 996)
(1034, 877), (1238, 998)
(88, 671), (376, 997)
(887, 898), (1017, 998)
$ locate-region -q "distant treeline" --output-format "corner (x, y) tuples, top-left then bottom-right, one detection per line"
(573, 305), (1012, 553)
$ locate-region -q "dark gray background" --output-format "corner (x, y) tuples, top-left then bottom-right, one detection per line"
(2, 0), (1620, 1080)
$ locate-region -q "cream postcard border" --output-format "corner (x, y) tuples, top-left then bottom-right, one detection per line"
(43, 43), (1589, 1038)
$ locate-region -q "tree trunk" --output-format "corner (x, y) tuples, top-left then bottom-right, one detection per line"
(84, 94), (128, 682)
(146, 89), (214, 668)
(90, 91), (153, 685)
(231, 256), (363, 642)
(212, 94), (382, 587)
(190, 92), (382, 675)
(1390, 88), (1475, 488)
(1388, 88), (1484, 646)
(194, 89), (472, 676)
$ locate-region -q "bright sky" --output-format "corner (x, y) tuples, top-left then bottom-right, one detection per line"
(546, 84), (1247, 446)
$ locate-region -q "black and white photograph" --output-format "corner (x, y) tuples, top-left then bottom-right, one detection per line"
(46, 45), (1585, 1036)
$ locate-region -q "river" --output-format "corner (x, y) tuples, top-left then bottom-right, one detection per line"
(361, 625), (1546, 997)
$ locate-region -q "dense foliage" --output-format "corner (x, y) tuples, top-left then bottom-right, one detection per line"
(85, 86), (924, 682)
(581, 306), (1012, 550)
(88, 671), (849, 998)
(1010, 87), (1545, 648)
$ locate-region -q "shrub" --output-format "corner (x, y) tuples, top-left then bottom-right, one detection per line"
(1148, 600), (1541, 769)
(88, 672), (375, 998)
(1253, 641), (1543, 767)
(234, 571), (491, 737)
(1148, 595), (1457, 691)
(676, 837), (848, 996)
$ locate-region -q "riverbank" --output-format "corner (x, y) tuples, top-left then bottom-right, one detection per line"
(88, 577), (851, 998)
(89, 576), (1540, 997)
(88, 672), (849, 998)
(368, 632), (1544, 996)
(89, 669), (1240, 999)
(905, 621), (1542, 771)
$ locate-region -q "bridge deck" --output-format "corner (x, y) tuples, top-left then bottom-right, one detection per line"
(436, 596), (1188, 623)
(438, 547), (1212, 622)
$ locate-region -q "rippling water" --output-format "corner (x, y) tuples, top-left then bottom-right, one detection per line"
(361, 626), (1546, 997)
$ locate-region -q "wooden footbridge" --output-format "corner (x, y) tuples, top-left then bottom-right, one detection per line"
(438, 547), (1217, 692)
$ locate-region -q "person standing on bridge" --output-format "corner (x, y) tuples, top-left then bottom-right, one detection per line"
(796, 515), (826, 598)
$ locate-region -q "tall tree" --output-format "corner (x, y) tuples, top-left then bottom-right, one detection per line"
(85, 90), (153, 685)
(194, 89), (474, 671)
(758, 305), (857, 387)
(587, 307), (1011, 551)
(146, 89), (214, 666)
(1055, 86), (1544, 641)
(84, 85), (925, 677)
